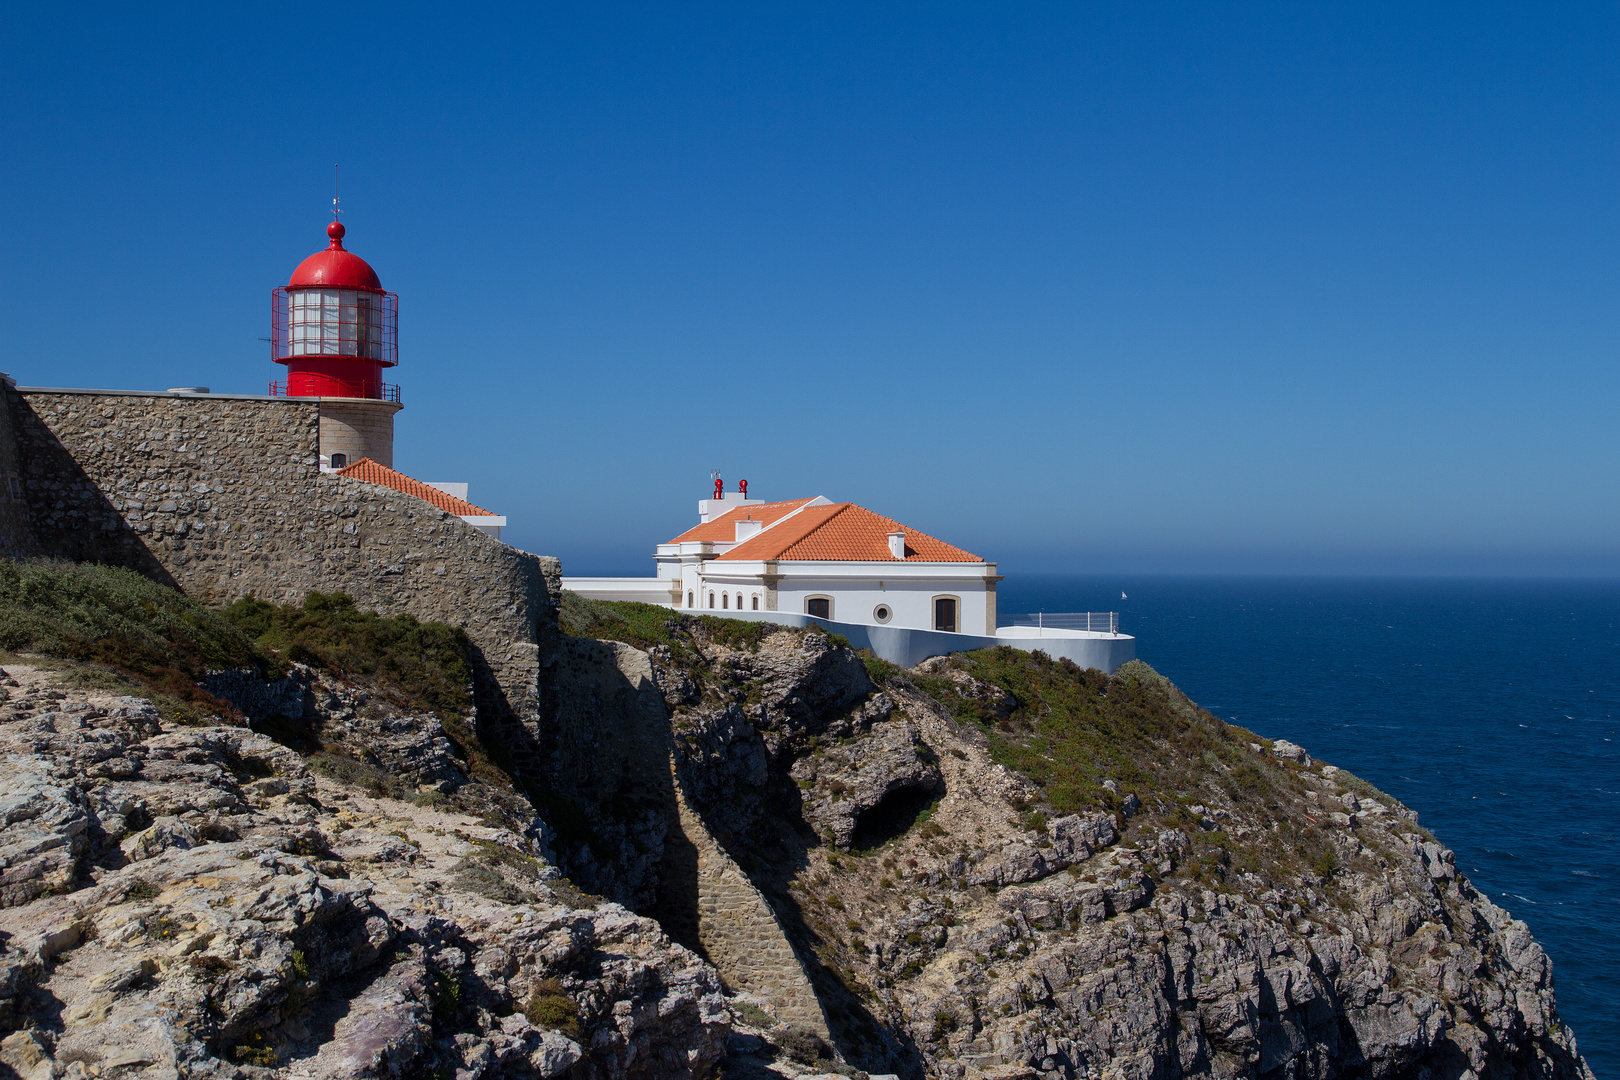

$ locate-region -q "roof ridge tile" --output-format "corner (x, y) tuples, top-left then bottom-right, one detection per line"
(334, 458), (499, 518)
(716, 501), (981, 563)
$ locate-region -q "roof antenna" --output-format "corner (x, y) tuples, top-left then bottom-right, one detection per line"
(332, 163), (341, 221)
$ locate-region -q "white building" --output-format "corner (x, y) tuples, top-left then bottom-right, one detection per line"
(565, 484), (1135, 672)
(569, 488), (1000, 633)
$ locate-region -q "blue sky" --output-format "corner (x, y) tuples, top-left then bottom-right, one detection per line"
(3, 4), (1617, 576)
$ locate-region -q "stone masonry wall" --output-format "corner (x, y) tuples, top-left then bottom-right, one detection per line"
(674, 782), (832, 1038)
(545, 638), (832, 1037)
(0, 377), (39, 559)
(4, 388), (556, 733)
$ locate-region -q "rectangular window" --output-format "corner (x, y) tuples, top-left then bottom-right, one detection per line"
(807, 598), (830, 618)
(934, 598), (957, 632)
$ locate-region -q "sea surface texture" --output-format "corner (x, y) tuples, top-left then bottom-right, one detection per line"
(999, 575), (1617, 1077)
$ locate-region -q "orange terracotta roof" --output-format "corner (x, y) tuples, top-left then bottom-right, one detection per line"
(335, 458), (499, 517)
(716, 503), (982, 563)
(666, 498), (819, 544)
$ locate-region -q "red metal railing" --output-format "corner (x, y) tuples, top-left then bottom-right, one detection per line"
(268, 380), (401, 402)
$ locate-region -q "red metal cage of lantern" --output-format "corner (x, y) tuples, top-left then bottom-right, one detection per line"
(269, 222), (400, 401)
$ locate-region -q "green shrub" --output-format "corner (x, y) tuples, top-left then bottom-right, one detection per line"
(776, 1026), (833, 1065)
(914, 649), (1251, 816)
(558, 592), (685, 650)
(0, 559), (266, 716)
(524, 978), (582, 1040)
(186, 954), (235, 975)
(733, 1001), (776, 1029)
(0, 559), (264, 671)
(560, 590), (790, 655)
(306, 753), (411, 800)
(858, 649), (902, 685)
(232, 1033), (277, 1067)
(451, 860), (531, 905)
(434, 971), (464, 1024)
(221, 591), (471, 718)
(546, 877), (602, 910)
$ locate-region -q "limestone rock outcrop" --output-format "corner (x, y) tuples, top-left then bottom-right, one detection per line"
(0, 612), (1597, 1080)
(542, 623), (1595, 1080)
(790, 715), (943, 850)
(0, 660), (729, 1079)
(203, 663), (467, 793)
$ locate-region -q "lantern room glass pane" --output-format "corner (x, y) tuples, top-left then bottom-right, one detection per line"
(284, 288), (389, 359)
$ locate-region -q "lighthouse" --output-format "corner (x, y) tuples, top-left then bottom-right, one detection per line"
(269, 221), (402, 469)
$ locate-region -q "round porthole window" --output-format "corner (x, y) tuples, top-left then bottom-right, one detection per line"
(873, 604), (892, 624)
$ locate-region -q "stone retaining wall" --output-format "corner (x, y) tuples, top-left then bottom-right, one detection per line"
(3, 388), (556, 730)
(0, 375), (39, 559)
(546, 638), (831, 1038)
(674, 782), (831, 1038)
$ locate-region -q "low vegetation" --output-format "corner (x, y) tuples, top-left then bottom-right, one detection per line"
(0, 558), (263, 721)
(221, 591), (472, 718)
(559, 590), (839, 656)
(895, 650), (1365, 892)
(558, 592), (687, 651)
(0, 559), (475, 725)
(522, 977), (582, 1041)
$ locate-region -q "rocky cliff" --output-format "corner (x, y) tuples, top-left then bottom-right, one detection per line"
(538, 607), (1595, 1080)
(0, 656), (730, 1080)
(0, 586), (1597, 1080)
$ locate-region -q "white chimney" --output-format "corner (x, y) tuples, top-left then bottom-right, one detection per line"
(736, 517), (764, 542)
(887, 531), (906, 559)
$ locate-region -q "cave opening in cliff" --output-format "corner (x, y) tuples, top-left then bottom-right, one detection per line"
(849, 785), (941, 851)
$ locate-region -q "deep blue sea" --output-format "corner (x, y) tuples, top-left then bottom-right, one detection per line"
(998, 576), (1618, 1076)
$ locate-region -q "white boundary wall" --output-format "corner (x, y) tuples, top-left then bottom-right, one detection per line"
(562, 579), (1136, 672)
(565, 577), (679, 606)
(688, 609), (1136, 673)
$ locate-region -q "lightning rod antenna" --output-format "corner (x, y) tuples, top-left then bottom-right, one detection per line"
(332, 163), (341, 221)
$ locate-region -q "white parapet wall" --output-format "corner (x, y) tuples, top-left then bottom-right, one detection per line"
(562, 579), (1136, 672)
(986, 624), (1136, 673)
(648, 608), (1136, 673)
(563, 577), (680, 606)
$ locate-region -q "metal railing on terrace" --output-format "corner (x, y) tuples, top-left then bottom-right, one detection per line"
(268, 380), (401, 403)
(1005, 612), (1120, 635)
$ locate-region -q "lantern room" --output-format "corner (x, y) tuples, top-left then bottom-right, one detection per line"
(269, 221), (399, 401)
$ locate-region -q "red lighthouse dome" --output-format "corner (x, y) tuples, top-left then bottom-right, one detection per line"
(288, 222), (383, 291)
(270, 221), (399, 401)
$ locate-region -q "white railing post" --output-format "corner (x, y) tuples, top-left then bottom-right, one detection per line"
(1005, 612), (1125, 636)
